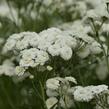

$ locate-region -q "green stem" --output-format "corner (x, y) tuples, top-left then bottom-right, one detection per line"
(39, 81), (48, 109)
(31, 80), (43, 100)
(91, 19), (109, 74)
(64, 96), (68, 109)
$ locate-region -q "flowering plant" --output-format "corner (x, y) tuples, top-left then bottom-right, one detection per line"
(0, 0), (109, 109)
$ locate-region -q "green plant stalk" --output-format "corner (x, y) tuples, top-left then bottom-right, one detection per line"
(91, 19), (109, 75)
(39, 81), (48, 109)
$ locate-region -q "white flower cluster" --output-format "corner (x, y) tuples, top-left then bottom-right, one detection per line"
(39, 28), (77, 59)
(46, 76), (77, 109)
(84, 0), (109, 21)
(46, 76), (77, 90)
(20, 48), (49, 67)
(0, 59), (15, 76)
(3, 32), (39, 52)
(59, 21), (102, 58)
(74, 85), (108, 102)
(3, 25), (104, 76)
(3, 28), (79, 75)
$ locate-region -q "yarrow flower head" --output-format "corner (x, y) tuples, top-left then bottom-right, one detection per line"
(74, 85), (108, 102)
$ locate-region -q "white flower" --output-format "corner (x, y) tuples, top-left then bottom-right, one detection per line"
(60, 31), (77, 49)
(20, 58), (35, 67)
(4, 38), (17, 52)
(46, 78), (60, 90)
(77, 45), (90, 58)
(74, 85), (108, 102)
(91, 85), (108, 94)
(86, 9), (98, 20)
(86, 5), (109, 20)
(4, 32), (40, 52)
(47, 66), (53, 71)
(35, 50), (49, 66)
(21, 48), (38, 60)
(15, 66), (26, 76)
(102, 23), (109, 32)
(46, 97), (58, 109)
(90, 42), (102, 54)
(60, 46), (72, 60)
(48, 44), (60, 56)
(0, 59), (15, 76)
(29, 75), (34, 79)
(19, 48), (49, 67)
(65, 76), (77, 84)
(74, 86), (94, 102)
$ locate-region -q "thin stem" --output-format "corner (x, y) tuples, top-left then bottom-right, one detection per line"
(39, 81), (48, 109)
(31, 80), (43, 100)
(64, 96), (68, 109)
(90, 19), (109, 74)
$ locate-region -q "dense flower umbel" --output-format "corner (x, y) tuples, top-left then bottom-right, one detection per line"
(3, 28), (78, 75)
(3, 26), (103, 75)
(74, 85), (108, 102)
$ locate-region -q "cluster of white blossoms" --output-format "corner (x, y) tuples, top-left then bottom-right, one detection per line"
(46, 77), (109, 109)
(0, 59), (15, 76)
(59, 20), (102, 58)
(85, 1), (109, 20)
(3, 32), (39, 52)
(46, 76), (77, 109)
(3, 28), (78, 75)
(20, 48), (49, 67)
(3, 25), (104, 76)
(74, 85), (108, 102)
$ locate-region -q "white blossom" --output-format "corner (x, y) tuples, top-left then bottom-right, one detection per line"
(0, 59), (15, 76)
(15, 66), (26, 76)
(46, 78), (61, 90)
(47, 66), (53, 71)
(46, 97), (58, 109)
(74, 85), (108, 102)
(65, 76), (77, 84)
